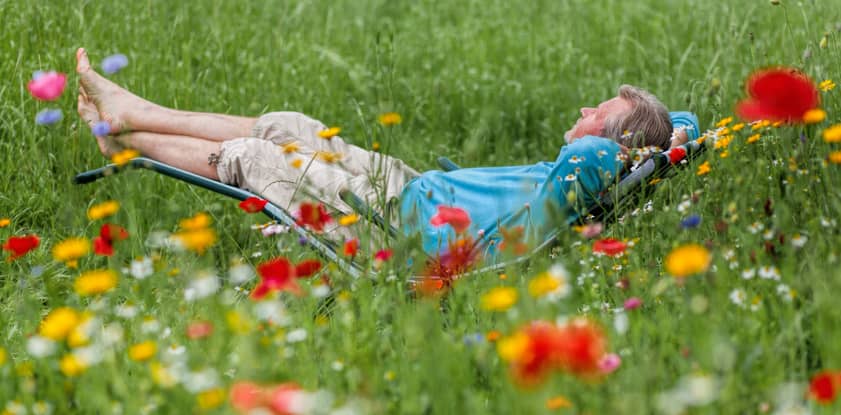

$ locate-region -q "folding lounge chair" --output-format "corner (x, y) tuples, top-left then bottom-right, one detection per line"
(74, 139), (707, 281)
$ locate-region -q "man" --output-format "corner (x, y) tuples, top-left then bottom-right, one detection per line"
(75, 48), (698, 257)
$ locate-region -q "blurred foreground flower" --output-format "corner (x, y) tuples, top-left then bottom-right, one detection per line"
(823, 124), (841, 143)
(111, 148), (140, 166)
(251, 257), (322, 299)
(87, 200), (120, 220)
(820, 79), (836, 92)
(93, 223), (129, 256)
(27, 71), (67, 101)
(230, 381), (314, 415)
(74, 269), (118, 296)
(128, 340), (156, 362)
(52, 237), (90, 267)
(809, 370), (841, 404)
(430, 205), (471, 233)
(3, 234), (40, 260)
(665, 244), (711, 278)
(35, 108), (62, 126)
(39, 307), (80, 341)
(480, 287), (518, 311)
(735, 68), (819, 123)
(239, 197), (268, 213)
(101, 53), (129, 75)
(378, 112), (402, 126)
(296, 202), (332, 232)
(592, 238), (626, 257)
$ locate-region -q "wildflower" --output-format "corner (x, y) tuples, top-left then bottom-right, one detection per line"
(715, 117), (733, 128)
(338, 213), (359, 226)
(374, 248), (393, 262)
(0, 218), (8, 227)
(35, 108), (63, 125)
(696, 161), (711, 176)
(91, 121), (111, 136)
(2, 234), (40, 260)
(669, 147), (686, 164)
(93, 223), (128, 256)
(623, 297), (643, 310)
(230, 382), (264, 413)
(184, 272), (221, 301)
(729, 289), (746, 307)
(680, 214), (702, 229)
(318, 127), (341, 139)
(39, 307), (80, 340)
(343, 238), (359, 257)
(528, 264), (570, 299)
(747, 133), (761, 143)
(52, 237), (90, 265)
(197, 388), (226, 410)
(27, 71), (67, 101)
(809, 370), (841, 404)
(803, 108), (827, 124)
(741, 268), (756, 279)
(261, 223), (288, 236)
(823, 124), (841, 143)
(59, 354), (86, 377)
(481, 287), (518, 311)
(758, 266), (781, 280)
(26, 336), (57, 357)
(130, 257), (154, 279)
(819, 79), (836, 92)
(546, 395), (573, 410)
(296, 202), (332, 232)
(111, 148), (139, 166)
(429, 205), (471, 233)
(598, 353), (622, 374)
(575, 222), (603, 239)
(251, 257), (322, 299)
(128, 341), (157, 362)
(74, 269), (118, 296)
(378, 112), (402, 126)
(592, 238), (626, 257)
(101, 53), (129, 75)
(830, 151), (841, 164)
(731, 123), (745, 131)
(171, 228), (217, 254)
(664, 244), (711, 278)
(0, 347), (5, 366)
(498, 225), (528, 254)
(238, 196), (268, 213)
(791, 233), (808, 248)
(87, 200), (120, 220)
(735, 68), (819, 123)
(421, 237), (480, 286)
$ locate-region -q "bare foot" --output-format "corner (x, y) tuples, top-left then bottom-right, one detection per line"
(77, 91), (123, 157)
(76, 48), (153, 134)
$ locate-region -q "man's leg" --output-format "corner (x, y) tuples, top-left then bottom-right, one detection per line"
(77, 48), (256, 142)
(115, 132), (222, 180)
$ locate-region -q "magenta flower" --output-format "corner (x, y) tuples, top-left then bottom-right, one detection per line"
(623, 297), (642, 310)
(27, 71), (67, 101)
(598, 353), (622, 374)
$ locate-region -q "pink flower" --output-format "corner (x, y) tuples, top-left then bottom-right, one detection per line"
(27, 71), (67, 101)
(580, 223), (603, 239)
(429, 205), (471, 233)
(374, 248), (393, 262)
(267, 383), (309, 415)
(623, 297), (642, 310)
(597, 353), (622, 374)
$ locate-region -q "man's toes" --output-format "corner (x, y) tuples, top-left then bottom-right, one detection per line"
(76, 48), (91, 73)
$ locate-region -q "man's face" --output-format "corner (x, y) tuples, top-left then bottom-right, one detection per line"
(563, 96), (632, 144)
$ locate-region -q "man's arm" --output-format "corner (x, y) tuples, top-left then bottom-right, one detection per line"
(668, 111), (700, 149)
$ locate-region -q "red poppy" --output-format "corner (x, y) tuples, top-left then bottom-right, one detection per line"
(510, 321), (564, 385)
(429, 205), (471, 233)
(93, 223), (128, 256)
(374, 248), (393, 262)
(498, 226), (528, 255)
(230, 382), (265, 413)
(294, 259), (322, 278)
(422, 237), (480, 282)
(592, 238), (626, 256)
(296, 202), (332, 232)
(735, 68), (819, 123)
(239, 197), (268, 213)
(252, 258), (299, 298)
(93, 236), (114, 256)
(554, 318), (607, 376)
(2, 235), (40, 260)
(186, 321), (214, 340)
(343, 238), (359, 257)
(668, 147), (686, 165)
(809, 370), (841, 404)
(267, 383), (305, 415)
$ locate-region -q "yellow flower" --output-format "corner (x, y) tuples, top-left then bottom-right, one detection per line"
(664, 244), (711, 278)
(196, 388), (226, 410)
(480, 287), (518, 312)
(696, 161), (711, 176)
(751, 120), (771, 130)
(317, 151), (342, 163)
(67, 313), (94, 347)
(648, 178), (662, 186)
(731, 123), (745, 132)
(0, 347), (6, 366)
(528, 272), (562, 297)
(59, 354), (86, 377)
(291, 158), (303, 169)
(829, 151), (841, 164)
(497, 331), (528, 362)
(111, 149), (140, 166)
(378, 112), (402, 126)
(823, 124), (841, 143)
(820, 79), (836, 92)
(715, 117), (733, 128)
(338, 213), (360, 226)
(52, 238), (90, 263)
(803, 108), (826, 124)
(281, 142), (300, 153)
(87, 200), (120, 220)
(747, 134), (761, 144)
(713, 135), (734, 150)
(128, 341), (157, 362)
(719, 151), (729, 158)
(546, 395), (573, 410)
(150, 362), (178, 388)
(819, 35), (828, 49)
(226, 311), (251, 334)
(772, 121), (784, 128)
(318, 127), (341, 140)
(372, 141), (381, 151)
(39, 307), (80, 341)
(172, 228), (216, 254)
(0, 218), (10, 228)
(179, 212), (212, 230)
(74, 269), (117, 296)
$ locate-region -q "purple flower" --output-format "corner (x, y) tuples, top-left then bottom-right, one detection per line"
(298, 236), (308, 246)
(91, 121), (111, 136)
(680, 214), (701, 229)
(32, 70), (45, 81)
(35, 109), (62, 125)
(623, 297), (642, 310)
(101, 54), (129, 75)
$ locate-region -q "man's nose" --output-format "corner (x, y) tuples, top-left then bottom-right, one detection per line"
(580, 107), (595, 117)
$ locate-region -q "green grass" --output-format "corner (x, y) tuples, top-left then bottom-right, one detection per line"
(2, 0), (841, 413)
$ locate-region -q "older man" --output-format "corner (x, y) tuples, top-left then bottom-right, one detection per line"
(75, 48), (697, 256)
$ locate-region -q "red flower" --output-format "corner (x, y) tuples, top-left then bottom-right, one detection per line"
(93, 223), (128, 256)
(343, 238), (359, 257)
(239, 197), (268, 213)
(809, 370), (841, 404)
(735, 68), (819, 123)
(554, 318), (607, 376)
(2, 235), (40, 260)
(429, 205), (471, 233)
(296, 202), (332, 232)
(374, 248), (393, 262)
(230, 382), (265, 413)
(592, 238), (626, 256)
(668, 147), (686, 165)
(93, 236), (114, 256)
(252, 257), (322, 299)
(186, 321), (214, 340)
(422, 237), (480, 282)
(267, 383), (305, 415)
(511, 321), (564, 385)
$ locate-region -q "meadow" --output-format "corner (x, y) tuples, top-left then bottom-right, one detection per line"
(2, 0), (841, 413)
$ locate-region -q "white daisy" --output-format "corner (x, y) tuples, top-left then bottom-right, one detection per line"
(741, 268), (756, 280)
(729, 289), (746, 308)
(758, 266), (781, 280)
(791, 234), (807, 248)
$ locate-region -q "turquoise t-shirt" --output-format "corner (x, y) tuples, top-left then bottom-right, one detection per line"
(399, 111), (699, 256)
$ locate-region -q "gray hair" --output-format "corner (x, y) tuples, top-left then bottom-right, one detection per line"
(601, 85), (672, 149)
